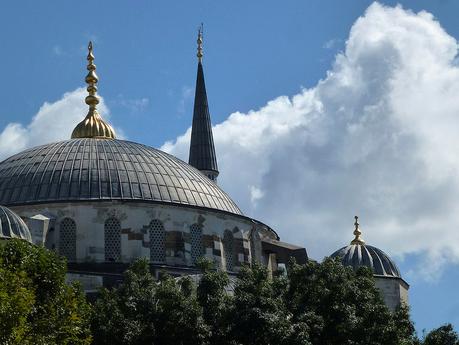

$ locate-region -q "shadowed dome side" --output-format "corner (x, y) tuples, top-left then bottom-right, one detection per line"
(330, 216), (401, 278)
(0, 138), (242, 215)
(0, 205), (32, 243)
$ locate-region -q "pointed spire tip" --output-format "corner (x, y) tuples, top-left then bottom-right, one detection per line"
(197, 23), (203, 62)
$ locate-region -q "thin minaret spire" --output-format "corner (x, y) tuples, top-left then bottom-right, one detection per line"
(188, 25), (219, 182)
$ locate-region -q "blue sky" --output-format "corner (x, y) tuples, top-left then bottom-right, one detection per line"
(1, 0), (459, 334)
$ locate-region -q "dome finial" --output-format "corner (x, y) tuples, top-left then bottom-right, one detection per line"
(197, 23), (203, 63)
(71, 41), (116, 139)
(85, 41), (99, 111)
(351, 215), (365, 245)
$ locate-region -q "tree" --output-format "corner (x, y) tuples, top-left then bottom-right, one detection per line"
(229, 263), (310, 345)
(196, 258), (232, 345)
(0, 239), (92, 345)
(92, 257), (424, 345)
(422, 324), (459, 345)
(91, 258), (208, 345)
(286, 257), (418, 345)
(0, 267), (35, 343)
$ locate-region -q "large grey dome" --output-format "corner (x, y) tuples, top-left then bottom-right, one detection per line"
(331, 244), (401, 278)
(0, 205), (32, 242)
(0, 138), (242, 215)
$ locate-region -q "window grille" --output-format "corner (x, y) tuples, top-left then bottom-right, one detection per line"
(59, 218), (76, 262)
(223, 230), (234, 272)
(104, 217), (121, 261)
(190, 223), (203, 264)
(149, 219), (166, 263)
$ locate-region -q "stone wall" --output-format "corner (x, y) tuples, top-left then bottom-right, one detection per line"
(374, 276), (409, 311)
(13, 201), (277, 272)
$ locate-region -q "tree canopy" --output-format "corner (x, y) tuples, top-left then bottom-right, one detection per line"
(0, 239), (91, 345)
(91, 258), (421, 345)
(422, 324), (459, 345)
(0, 240), (456, 345)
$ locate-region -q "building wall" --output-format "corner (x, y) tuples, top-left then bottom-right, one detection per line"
(374, 276), (409, 311)
(12, 201), (275, 272)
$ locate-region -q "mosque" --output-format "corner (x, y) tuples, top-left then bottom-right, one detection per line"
(0, 30), (408, 310)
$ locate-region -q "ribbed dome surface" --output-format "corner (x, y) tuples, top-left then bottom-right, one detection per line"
(331, 244), (401, 278)
(0, 139), (242, 215)
(0, 205), (32, 242)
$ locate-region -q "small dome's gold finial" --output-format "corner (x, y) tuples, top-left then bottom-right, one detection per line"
(351, 215), (365, 245)
(71, 41), (116, 139)
(197, 23), (203, 62)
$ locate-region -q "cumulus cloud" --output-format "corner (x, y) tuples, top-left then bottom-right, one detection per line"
(162, 3), (459, 278)
(0, 88), (118, 161)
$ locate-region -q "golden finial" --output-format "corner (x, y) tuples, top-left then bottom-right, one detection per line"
(197, 23), (203, 63)
(350, 216), (365, 245)
(71, 41), (116, 139)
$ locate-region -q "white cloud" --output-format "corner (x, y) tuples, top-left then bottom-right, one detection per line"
(0, 88), (118, 161)
(162, 3), (459, 278)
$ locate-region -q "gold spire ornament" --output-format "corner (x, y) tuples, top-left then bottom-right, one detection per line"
(350, 216), (365, 245)
(197, 23), (203, 62)
(71, 41), (116, 139)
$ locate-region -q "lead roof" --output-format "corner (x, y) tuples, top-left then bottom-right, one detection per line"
(331, 244), (401, 278)
(0, 139), (241, 215)
(0, 205), (32, 242)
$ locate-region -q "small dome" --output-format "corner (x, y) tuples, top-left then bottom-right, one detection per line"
(0, 205), (32, 243)
(330, 216), (401, 278)
(331, 244), (401, 278)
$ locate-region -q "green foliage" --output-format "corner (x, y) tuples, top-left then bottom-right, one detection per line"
(286, 257), (418, 345)
(3, 240), (458, 345)
(92, 257), (459, 345)
(422, 324), (459, 345)
(230, 263), (310, 345)
(0, 267), (34, 343)
(0, 239), (92, 345)
(196, 257), (232, 345)
(92, 258), (208, 345)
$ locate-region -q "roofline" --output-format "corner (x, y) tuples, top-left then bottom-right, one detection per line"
(373, 274), (410, 288)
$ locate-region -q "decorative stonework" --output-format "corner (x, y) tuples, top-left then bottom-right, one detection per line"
(10, 201), (278, 271)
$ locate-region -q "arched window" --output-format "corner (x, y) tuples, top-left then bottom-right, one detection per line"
(190, 223), (203, 265)
(223, 230), (234, 272)
(59, 218), (76, 262)
(104, 217), (121, 262)
(149, 219), (166, 263)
